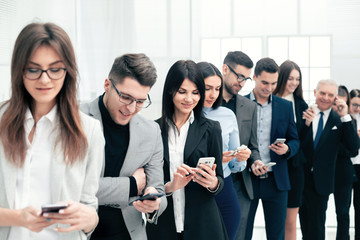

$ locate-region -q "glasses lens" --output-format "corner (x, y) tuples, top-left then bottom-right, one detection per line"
(47, 68), (66, 80)
(25, 68), (41, 80)
(139, 99), (151, 109)
(119, 95), (135, 105)
(24, 68), (66, 80)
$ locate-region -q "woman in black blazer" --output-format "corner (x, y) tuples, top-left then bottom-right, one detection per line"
(349, 89), (360, 240)
(273, 60), (308, 240)
(146, 60), (228, 240)
(333, 86), (357, 240)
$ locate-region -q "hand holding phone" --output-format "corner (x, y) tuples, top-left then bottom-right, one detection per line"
(273, 138), (286, 145)
(263, 162), (276, 168)
(226, 145), (247, 156)
(197, 157), (215, 168)
(196, 157), (215, 177)
(41, 203), (68, 215)
(129, 192), (165, 206)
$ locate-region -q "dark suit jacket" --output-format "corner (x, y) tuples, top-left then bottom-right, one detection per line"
(302, 109), (359, 195)
(245, 94), (300, 191)
(146, 116), (228, 240)
(233, 95), (260, 199)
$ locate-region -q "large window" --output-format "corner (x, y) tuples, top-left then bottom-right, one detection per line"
(201, 36), (331, 104)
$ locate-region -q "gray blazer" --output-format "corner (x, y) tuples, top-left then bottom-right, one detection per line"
(80, 97), (166, 240)
(234, 95), (260, 199)
(0, 105), (105, 240)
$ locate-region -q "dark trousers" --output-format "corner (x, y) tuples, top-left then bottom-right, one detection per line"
(299, 172), (329, 240)
(215, 176), (241, 240)
(354, 165), (360, 240)
(334, 165), (354, 240)
(245, 172), (288, 240)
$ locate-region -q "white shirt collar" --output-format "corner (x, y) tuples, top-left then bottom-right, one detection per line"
(25, 105), (58, 123)
(315, 107), (332, 118)
(167, 111), (195, 127)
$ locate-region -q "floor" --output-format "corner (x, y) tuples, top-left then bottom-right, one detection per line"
(252, 194), (355, 239)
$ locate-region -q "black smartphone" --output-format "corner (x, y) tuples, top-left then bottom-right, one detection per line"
(41, 203), (68, 215)
(129, 192), (165, 206)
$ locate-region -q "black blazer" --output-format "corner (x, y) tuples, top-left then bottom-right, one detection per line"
(335, 119), (357, 185)
(146, 116), (228, 240)
(302, 109), (359, 195)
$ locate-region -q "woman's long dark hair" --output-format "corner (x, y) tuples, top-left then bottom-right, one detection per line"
(197, 61), (223, 109)
(273, 60), (303, 100)
(0, 22), (88, 166)
(159, 60), (205, 133)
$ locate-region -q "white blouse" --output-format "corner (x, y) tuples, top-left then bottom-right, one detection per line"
(8, 106), (58, 240)
(167, 112), (194, 233)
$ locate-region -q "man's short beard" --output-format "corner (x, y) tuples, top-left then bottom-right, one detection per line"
(225, 81), (239, 96)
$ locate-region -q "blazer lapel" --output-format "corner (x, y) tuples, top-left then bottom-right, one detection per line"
(184, 118), (207, 161)
(270, 97), (279, 141)
(0, 154), (18, 208)
(120, 115), (140, 176)
(89, 97), (103, 128)
(315, 110), (336, 150)
(235, 96), (245, 130)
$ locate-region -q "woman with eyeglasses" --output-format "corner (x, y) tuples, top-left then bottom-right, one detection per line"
(146, 60), (228, 240)
(349, 89), (360, 240)
(196, 61), (251, 240)
(332, 85), (357, 240)
(272, 60), (308, 240)
(0, 23), (104, 240)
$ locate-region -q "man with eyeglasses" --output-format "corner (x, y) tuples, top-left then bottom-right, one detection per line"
(221, 51), (260, 240)
(81, 54), (166, 240)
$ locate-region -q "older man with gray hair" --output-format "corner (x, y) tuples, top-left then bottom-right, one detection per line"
(299, 79), (359, 240)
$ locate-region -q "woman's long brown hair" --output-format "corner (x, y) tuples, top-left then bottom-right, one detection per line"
(0, 22), (88, 166)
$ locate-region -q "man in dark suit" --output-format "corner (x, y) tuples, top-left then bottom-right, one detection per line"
(221, 51), (260, 240)
(245, 58), (299, 240)
(299, 79), (359, 240)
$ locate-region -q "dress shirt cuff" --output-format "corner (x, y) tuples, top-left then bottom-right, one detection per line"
(341, 114), (352, 122)
(229, 159), (247, 173)
(129, 176), (138, 197)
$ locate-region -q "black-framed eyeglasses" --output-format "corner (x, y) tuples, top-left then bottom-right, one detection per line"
(24, 68), (67, 80)
(352, 103), (360, 109)
(109, 78), (152, 109)
(226, 64), (251, 83)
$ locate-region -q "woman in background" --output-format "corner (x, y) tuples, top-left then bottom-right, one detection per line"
(197, 61), (251, 240)
(0, 23), (104, 240)
(273, 60), (308, 240)
(333, 85), (356, 240)
(146, 60), (228, 240)
(349, 89), (360, 240)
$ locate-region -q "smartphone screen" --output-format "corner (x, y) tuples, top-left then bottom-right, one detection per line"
(197, 157), (215, 168)
(41, 203), (68, 214)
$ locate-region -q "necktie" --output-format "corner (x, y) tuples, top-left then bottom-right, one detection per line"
(314, 112), (324, 149)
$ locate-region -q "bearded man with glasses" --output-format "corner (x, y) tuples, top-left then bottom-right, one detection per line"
(81, 54), (166, 240)
(221, 51), (260, 240)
